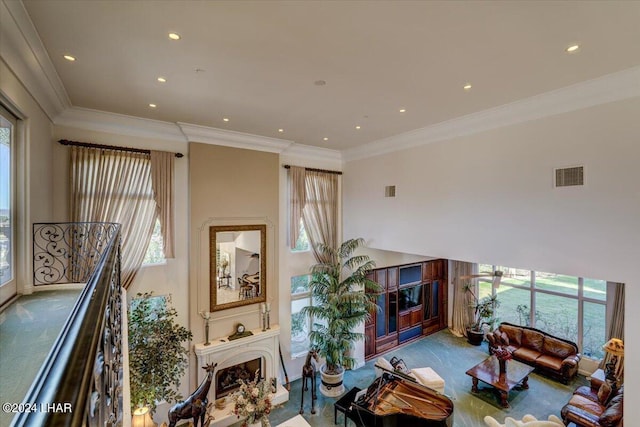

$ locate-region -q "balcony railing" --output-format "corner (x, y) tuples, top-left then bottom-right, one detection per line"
(13, 222), (124, 426)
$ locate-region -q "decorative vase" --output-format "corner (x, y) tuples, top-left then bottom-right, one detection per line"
(499, 359), (507, 374)
(319, 364), (345, 397)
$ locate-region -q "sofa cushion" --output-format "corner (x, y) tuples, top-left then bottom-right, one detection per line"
(543, 336), (575, 358)
(599, 392), (623, 427)
(567, 395), (605, 417)
(535, 354), (563, 371)
(521, 329), (545, 352)
(573, 385), (599, 402)
(500, 324), (522, 346)
(500, 331), (510, 346)
(513, 347), (542, 364)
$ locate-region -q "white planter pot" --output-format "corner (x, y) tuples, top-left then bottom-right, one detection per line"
(319, 364), (345, 397)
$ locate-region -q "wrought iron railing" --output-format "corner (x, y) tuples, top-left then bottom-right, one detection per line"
(33, 222), (120, 285)
(13, 223), (124, 426)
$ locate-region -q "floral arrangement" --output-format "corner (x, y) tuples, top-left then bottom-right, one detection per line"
(231, 371), (274, 427)
(494, 346), (513, 362)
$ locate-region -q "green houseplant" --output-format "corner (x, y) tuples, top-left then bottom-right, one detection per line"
(128, 293), (193, 414)
(301, 238), (381, 396)
(464, 284), (499, 345)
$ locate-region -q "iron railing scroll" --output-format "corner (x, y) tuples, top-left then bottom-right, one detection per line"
(14, 222), (123, 426)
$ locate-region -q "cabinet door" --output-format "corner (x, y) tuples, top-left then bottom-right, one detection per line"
(365, 324), (376, 358)
(376, 293), (387, 338)
(411, 307), (422, 326)
(388, 291), (398, 334)
(375, 269), (387, 290)
(387, 267), (398, 290)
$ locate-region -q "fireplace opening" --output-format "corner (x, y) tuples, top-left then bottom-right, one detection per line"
(215, 358), (262, 399)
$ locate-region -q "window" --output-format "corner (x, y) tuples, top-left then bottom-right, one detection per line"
(291, 218), (310, 252)
(290, 274), (311, 357)
(143, 218), (165, 265)
(483, 264), (608, 360)
(0, 106), (16, 304)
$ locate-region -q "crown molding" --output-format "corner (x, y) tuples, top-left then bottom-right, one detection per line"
(281, 143), (342, 166)
(178, 122), (293, 154)
(343, 66), (640, 162)
(1, 0), (70, 120)
(55, 107), (186, 142)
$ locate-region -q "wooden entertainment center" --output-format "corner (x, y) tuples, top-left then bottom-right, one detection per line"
(365, 259), (448, 360)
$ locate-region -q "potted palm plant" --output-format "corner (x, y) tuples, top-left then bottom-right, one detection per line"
(464, 284), (499, 345)
(128, 293), (193, 418)
(301, 238), (381, 397)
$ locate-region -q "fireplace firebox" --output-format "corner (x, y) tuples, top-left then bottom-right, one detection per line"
(215, 357), (261, 399)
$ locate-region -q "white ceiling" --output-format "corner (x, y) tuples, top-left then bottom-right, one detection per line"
(19, 0), (640, 151)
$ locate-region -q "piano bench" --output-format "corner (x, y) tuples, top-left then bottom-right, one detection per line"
(334, 387), (361, 427)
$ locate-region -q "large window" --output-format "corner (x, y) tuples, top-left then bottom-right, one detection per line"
(0, 106), (16, 304)
(290, 274), (311, 357)
(480, 263), (608, 359)
(142, 218), (165, 265)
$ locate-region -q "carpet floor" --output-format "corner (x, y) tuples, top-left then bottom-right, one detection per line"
(268, 329), (586, 427)
(0, 289), (82, 427)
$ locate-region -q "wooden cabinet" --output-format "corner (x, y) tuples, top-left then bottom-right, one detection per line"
(365, 259), (448, 360)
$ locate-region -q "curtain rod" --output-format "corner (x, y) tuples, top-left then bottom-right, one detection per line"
(283, 165), (342, 175)
(58, 139), (184, 158)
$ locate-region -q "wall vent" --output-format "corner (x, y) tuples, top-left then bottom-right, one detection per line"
(555, 166), (584, 188)
(384, 185), (396, 197)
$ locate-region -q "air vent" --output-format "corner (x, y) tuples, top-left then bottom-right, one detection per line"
(385, 185), (396, 197)
(555, 166), (584, 188)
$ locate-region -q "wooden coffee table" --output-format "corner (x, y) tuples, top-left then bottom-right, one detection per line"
(465, 355), (535, 408)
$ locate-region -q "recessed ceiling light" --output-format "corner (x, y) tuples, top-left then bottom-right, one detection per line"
(63, 55), (76, 62)
(566, 44), (580, 53)
(323, 137), (329, 141)
(355, 125), (361, 130)
(149, 103), (157, 108)
(463, 83), (472, 90)
(278, 128), (284, 133)
(157, 77), (167, 83)
(168, 32), (181, 40)
(223, 118), (230, 122)
(399, 108), (406, 113)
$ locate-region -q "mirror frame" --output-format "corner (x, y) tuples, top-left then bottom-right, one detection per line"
(209, 224), (267, 312)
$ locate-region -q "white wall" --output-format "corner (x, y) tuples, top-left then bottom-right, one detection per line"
(343, 97), (640, 419)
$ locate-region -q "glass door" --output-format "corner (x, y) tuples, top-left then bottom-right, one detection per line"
(0, 106), (16, 306)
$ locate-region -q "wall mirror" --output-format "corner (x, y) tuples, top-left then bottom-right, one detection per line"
(210, 224), (266, 312)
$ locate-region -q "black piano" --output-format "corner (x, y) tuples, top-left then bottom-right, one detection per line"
(345, 370), (454, 427)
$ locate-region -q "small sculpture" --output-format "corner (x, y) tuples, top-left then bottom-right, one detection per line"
(299, 349), (319, 415)
(168, 363), (217, 427)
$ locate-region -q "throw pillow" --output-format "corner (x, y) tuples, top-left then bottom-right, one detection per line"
(597, 382), (612, 405)
(500, 331), (510, 346)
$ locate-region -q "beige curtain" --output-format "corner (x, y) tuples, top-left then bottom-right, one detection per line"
(450, 261), (476, 337)
(288, 166), (306, 248)
(302, 170), (339, 263)
(600, 282), (625, 379)
(150, 150), (175, 258)
(70, 146), (158, 289)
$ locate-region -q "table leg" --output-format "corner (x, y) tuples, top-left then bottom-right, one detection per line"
(499, 391), (509, 408)
(471, 377), (479, 393)
(522, 375), (530, 389)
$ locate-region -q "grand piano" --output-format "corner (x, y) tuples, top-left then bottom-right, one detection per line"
(345, 368), (454, 427)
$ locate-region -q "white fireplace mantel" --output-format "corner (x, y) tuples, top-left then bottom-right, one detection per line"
(194, 325), (289, 427)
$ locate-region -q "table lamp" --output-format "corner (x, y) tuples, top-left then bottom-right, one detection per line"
(602, 338), (624, 383)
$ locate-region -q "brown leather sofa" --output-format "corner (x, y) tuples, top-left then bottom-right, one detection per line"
(486, 322), (581, 383)
(561, 384), (623, 427)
